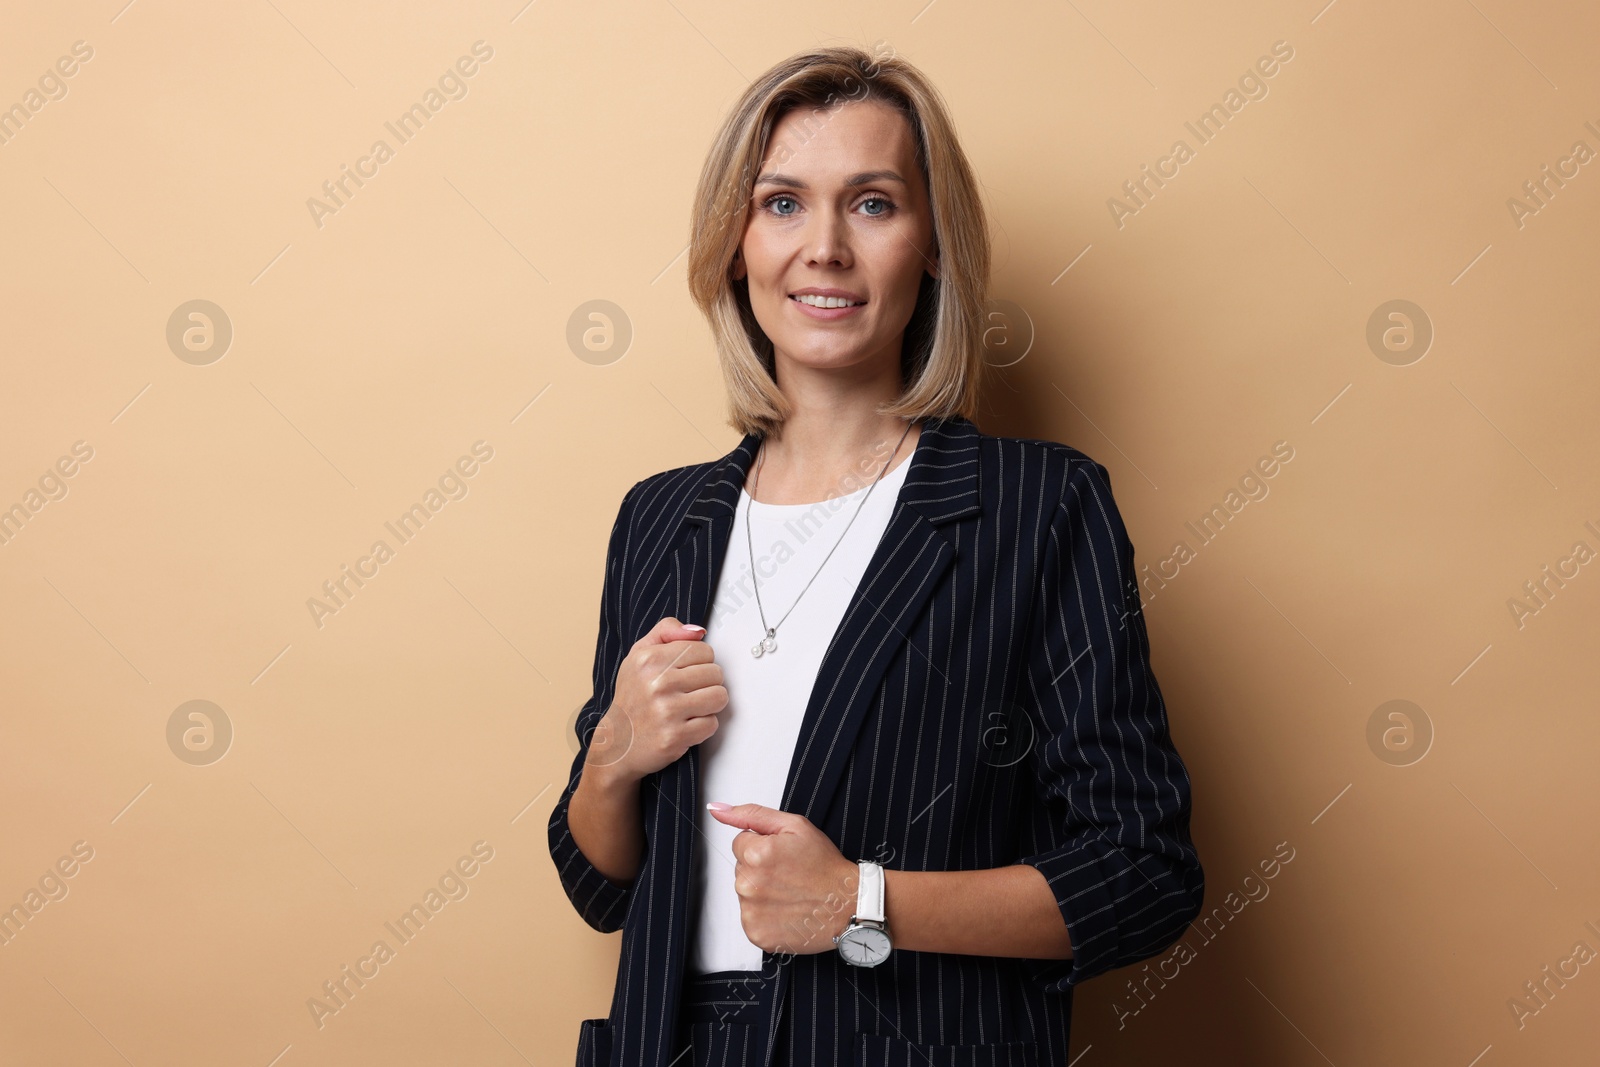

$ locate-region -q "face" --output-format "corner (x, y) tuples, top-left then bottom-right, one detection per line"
(731, 98), (939, 381)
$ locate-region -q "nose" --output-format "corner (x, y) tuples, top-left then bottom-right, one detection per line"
(803, 203), (852, 269)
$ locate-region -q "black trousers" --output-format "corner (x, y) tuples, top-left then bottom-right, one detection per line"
(672, 968), (780, 1066)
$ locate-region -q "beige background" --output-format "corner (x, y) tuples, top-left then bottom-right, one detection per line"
(2, 0), (1597, 1063)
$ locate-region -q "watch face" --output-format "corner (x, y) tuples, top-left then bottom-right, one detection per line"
(839, 925), (892, 966)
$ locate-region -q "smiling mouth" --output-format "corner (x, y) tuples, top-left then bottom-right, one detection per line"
(790, 294), (866, 308)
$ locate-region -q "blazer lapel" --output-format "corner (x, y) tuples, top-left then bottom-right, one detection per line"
(758, 414), (981, 1065)
(777, 414), (983, 826)
(609, 415), (982, 1067)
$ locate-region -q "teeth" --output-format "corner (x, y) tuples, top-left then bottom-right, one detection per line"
(793, 294), (863, 308)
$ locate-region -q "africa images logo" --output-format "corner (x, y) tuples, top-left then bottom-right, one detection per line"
(306, 41), (495, 229)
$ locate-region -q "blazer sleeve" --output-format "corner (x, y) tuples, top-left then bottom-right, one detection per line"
(1015, 456), (1204, 992)
(546, 479), (643, 934)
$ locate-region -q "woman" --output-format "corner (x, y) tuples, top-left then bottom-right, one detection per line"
(548, 45), (1204, 1067)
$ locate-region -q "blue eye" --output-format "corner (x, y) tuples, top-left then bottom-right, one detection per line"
(759, 193), (898, 218)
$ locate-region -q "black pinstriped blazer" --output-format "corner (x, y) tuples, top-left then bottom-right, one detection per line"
(548, 413), (1204, 1067)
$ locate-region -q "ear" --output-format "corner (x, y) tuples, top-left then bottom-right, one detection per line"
(731, 248), (747, 282)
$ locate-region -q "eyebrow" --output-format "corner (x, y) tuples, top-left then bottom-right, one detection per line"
(754, 170), (908, 189)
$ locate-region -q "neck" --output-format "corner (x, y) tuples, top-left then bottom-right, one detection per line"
(751, 407), (920, 507)
(749, 337), (922, 505)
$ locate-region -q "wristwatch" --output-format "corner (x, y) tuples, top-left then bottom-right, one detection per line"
(833, 860), (892, 967)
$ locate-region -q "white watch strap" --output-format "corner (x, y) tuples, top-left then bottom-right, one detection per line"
(856, 861), (885, 924)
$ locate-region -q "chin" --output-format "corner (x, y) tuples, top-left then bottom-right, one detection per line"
(776, 341), (877, 371)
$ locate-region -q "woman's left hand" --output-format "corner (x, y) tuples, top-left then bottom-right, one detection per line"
(706, 802), (859, 955)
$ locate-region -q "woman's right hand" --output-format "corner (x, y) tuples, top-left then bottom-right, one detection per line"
(585, 616), (728, 785)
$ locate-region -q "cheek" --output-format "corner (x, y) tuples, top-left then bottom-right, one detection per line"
(866, 223), (933, 276)
(740, 241), (785, 292)
(870, 248), (932, 312)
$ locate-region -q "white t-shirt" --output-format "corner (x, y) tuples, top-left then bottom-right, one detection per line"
(688, 444), (916, 975)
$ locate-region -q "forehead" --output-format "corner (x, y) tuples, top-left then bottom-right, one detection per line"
(759, 99), (918, 177)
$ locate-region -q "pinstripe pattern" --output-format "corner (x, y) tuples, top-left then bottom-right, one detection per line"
(671, 970), (767, 1064)
(549, 414), (1204, 1066)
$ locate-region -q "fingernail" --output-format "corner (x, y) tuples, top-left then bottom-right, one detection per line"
(706, 801), (731, 812)
(685, 624), (705, 633)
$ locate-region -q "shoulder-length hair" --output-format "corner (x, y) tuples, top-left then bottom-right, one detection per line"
(687, 44), (991, 438)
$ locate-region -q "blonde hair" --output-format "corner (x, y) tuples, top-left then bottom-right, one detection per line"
(687, 44), (991, 438)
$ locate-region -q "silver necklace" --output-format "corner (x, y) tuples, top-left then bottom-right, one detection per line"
(743, 419), (916, 658)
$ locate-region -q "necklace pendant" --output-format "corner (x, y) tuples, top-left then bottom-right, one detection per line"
(762, 630), (778, 654)
(751, 641), (765, 658)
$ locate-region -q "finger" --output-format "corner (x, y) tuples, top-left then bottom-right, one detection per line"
(706, 802), (793, 835)
(673, 684), (728, 722)
(670, 661), (725, 696)
(729, 827), (760, 864)
(635, 617), (706, 650)
(643, 627), (713, 686)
